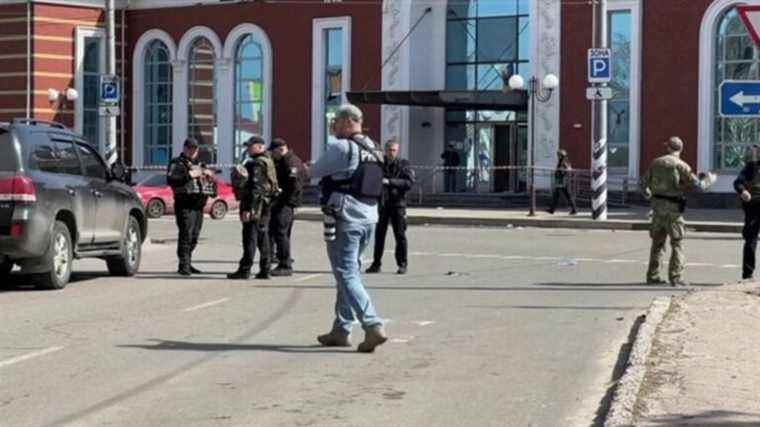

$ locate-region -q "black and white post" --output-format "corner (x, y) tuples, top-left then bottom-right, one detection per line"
(591, 0), (608, 220)
(104, 0), (117, 166)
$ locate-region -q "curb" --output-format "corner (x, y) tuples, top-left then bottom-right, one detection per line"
(293, 212), (740, 233)
(604, 296), (673, 427)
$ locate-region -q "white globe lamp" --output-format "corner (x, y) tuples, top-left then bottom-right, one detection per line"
(508, 74), (525, 91)
(542, 74), (559, 90)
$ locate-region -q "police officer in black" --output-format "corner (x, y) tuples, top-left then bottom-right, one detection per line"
(167, 138), (214, 276)
(228, 136), (279, 280)
(367, 139), (415, 275)
(268, 138), (305, 277)
(734, 144), (760, 279)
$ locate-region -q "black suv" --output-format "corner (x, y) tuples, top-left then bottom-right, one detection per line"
(0, 119), (147, 289)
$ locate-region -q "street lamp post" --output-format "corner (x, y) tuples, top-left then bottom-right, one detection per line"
(505, 73), (558, 216)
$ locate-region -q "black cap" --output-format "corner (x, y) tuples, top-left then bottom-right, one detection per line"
(184, 138), (199, 149)
(270, 138), (287, 150)
(244, 136), (266, 147)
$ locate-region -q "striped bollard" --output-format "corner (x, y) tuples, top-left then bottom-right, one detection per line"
(592, 137), (607, 220)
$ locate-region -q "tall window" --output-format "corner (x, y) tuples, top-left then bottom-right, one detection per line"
(234, 35), (264, 162)
(187, 37), (218, 164)
(144, 40), (172, 166)
(715, 7), (760, 170)
(82, 36), (102, 148)
(608, 10), (631, 172)
(445, 0), (530, 191)
(323, 28), (344, 148)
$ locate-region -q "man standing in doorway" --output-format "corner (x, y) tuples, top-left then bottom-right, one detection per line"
(309, 104), (388, 353)
(367, 139), (415, 275)
(734, 144), (760, 280)
(167, 138), (215, 276)
(640, 137), (716, 286)
(441, 143), (460, 193)
(268, 138), (305, 277)
(227, 136), (279, 280)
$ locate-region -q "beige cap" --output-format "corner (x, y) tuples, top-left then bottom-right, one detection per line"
(667, 136), (683, 152)
(335, 104), (363, 122)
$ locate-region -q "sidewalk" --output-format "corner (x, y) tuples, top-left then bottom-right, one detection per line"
(295, 206), (744, 233)
(630, 284), (760, 425)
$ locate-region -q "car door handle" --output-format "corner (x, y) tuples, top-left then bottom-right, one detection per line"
(92, 190), (103, 198)
(65, 186), (76, 196)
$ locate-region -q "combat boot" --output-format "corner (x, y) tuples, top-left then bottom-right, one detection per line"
(646, 277), (667, 285)
(357, 326), (388, 353)
(670, 279), (690, 287)
(317, 331), (352, 347)
(397, 265), (407, 275)
(366, 263), (381, 274)
(255, 270), (271, 280)
(227, 269), (250, 280)
(270, 266), (293, 277)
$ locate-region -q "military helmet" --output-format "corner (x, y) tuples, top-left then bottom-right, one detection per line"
(667, 136), (684, 153)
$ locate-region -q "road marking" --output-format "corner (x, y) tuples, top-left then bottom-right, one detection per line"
(413, 321), (436, 326)
(184, 298), (229, 312)
(295, 273), (323, 283)
(0, 346), (64, 369)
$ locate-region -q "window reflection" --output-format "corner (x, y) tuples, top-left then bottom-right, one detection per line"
(144, 40), (172, 166)
(187, 37), (218, 164)
(234, 34), (264, 162)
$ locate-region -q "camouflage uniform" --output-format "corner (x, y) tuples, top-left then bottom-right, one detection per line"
(640, 153), (709, 284)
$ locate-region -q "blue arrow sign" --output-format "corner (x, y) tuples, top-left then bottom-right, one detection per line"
(720, 80), (760, 117)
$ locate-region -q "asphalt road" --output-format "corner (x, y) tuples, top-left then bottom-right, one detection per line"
(0, 218), (744, 427)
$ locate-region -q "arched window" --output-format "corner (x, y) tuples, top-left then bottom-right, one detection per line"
(714, 7), (760, 170)
(143, 40), (172, 166)
(234, 35), (263, 162)
(187, 37), (218, 164)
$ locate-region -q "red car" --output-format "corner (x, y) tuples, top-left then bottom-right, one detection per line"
(133, 173), (238, 220)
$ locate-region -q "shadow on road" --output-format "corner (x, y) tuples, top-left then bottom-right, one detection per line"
(0, 272), (102, 292)
(253, 284), (687, 292)
(119, 339), (352, 354)
(643, 410), (760, 426)
(463, 305), (648, 311)
(535, 282), (724, 288)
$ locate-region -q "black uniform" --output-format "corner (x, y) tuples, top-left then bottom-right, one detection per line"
(167, 154), (209, 274)
(269, 151), (305, 270)
(548, 159), (577, 214)
(734, 161), (760, 279)
(371, 157), (415, 270)
(236, 153), (278, 276)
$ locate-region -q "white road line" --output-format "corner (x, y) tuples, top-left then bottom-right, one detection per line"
(184, 298), (230, 312)
(295, 273), (323, 283)
(0, 346), (65, 369)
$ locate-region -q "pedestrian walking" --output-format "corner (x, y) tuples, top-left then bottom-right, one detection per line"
(309, 104), (388, 353)
(227, 136), (279, 280)
(167, 138), (216, 276)
(268, 138), (305, 277)
(441, 143), (460, 193)
(640, 137), (716, 286)
(733, 144), (760, 280)
(547, 149), (578, 215)
(367, 138), (415, 275)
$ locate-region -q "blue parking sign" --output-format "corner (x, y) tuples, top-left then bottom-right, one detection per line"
(588, 48), (611, 83)
(720, 80), (760, 117)
(99, 75), (120, 104)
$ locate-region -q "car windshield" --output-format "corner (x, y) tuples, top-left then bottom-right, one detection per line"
(138, 174), (167, 187)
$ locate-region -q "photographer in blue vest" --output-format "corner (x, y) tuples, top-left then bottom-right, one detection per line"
(309, 104), (388, 353)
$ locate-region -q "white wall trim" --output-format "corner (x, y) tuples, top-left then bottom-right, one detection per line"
(608, 0), (642, 179)
(698, 0), (760, 192)
(74, 26), (105, 150)
(131, 29), (176, 168)
(311, 16), (352, 162)
(175, 26), (223, 157)
(222, 23), (273, 165)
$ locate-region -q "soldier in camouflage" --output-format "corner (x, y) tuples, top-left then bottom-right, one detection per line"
(640, 137), (716, 286)
(227, 136), (280, 280)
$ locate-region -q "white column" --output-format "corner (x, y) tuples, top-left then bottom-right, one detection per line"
(172, 59), (188, 156)
(216, 57), (234, 167)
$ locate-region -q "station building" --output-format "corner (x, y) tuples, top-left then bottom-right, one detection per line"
(0, 0), (757, 196)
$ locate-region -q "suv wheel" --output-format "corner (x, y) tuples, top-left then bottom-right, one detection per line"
(106, 216), (142, 276)
(146, 199), (165, 218)
(36, 221), (73, 290)
(210, 200), (228, 220)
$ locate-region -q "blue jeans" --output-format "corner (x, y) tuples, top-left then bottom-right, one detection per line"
(326, 220), (383, 335)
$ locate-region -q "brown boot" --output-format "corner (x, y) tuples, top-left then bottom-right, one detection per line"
(357, 326), (388, 353)
(317, 331), (351, 347)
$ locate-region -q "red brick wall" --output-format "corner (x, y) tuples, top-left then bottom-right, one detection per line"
(127, 0), (382, 163)
(0, 3), (33, 122)
(640, 0), (713, 174)
(559, 2), (593, 170)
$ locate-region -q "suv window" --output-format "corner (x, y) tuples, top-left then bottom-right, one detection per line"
(0, 129), (19, 172)
(28, 133), (63, 174)
(76, 143), (108, 180)
(54, 140), (83, 176)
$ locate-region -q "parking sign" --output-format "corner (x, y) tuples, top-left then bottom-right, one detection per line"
(99, 75), (120, 104)
(588, 48), (611, 84)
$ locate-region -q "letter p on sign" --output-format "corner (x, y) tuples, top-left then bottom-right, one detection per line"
(588, 48), (611, 84)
